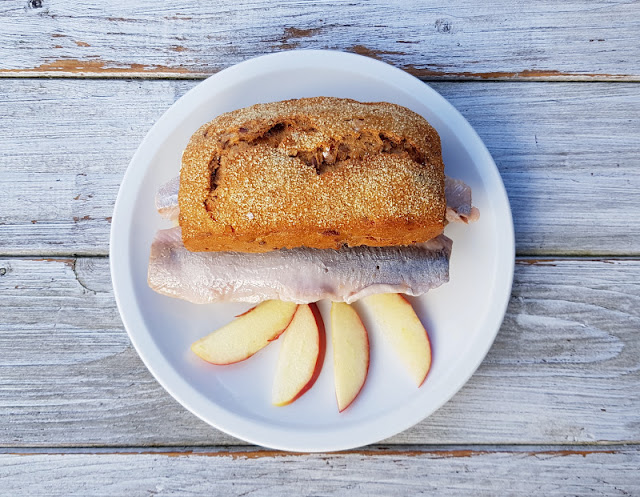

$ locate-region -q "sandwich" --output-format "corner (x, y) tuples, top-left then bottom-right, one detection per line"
(148, 97), (478, 304)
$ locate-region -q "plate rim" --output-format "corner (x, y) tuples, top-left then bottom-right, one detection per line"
(110, 49), (515, 452)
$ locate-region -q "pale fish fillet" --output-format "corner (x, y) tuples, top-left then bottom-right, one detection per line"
(155, 175), (180, 221)
(445, 177), (480, 224)
(155, 175), (479, 223)
(148, 227), (452, 304)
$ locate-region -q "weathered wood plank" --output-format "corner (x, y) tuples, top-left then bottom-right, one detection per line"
(1, 80), (638, 256)
(1, 447), (638, 495)
(2, 0), (639, 80)
(0, 257), (638, 447)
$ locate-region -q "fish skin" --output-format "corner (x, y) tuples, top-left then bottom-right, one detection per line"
(445, 177), (480, 224)
(156, 175), (479, 223)
(155, 176), (180, 221)
(148, 227), (451, 304)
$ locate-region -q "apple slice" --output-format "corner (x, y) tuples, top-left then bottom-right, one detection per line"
(360, 293), (432, 386)
(272, 303), (326, 406)
(191, 300), (298, 365)
(331, 302), (370, 412)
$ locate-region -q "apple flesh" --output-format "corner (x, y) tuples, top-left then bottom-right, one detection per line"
(360, 293), (432, 386)
(191, 300), (298, 365)
(331, 302), (370, 412)
(272, 303), (326, 406)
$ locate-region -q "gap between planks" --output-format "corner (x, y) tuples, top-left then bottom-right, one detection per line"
(1, 444), (638, 457)
(0, 73), (639, 82)
(1, 255), (638, 261)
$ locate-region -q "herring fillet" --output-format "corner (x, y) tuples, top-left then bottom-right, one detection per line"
(445, 177), (480, 223)
(155, 175), (180, 221)
(148, 227), (452, 304)
(155, 175), (479, 223)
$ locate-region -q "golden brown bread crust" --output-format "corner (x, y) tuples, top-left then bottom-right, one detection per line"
(179, 97), (445, 253)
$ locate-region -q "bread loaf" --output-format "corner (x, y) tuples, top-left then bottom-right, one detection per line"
(179, 97), (445, 253)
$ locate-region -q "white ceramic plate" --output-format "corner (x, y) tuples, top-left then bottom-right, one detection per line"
(110, 50), (514, 452)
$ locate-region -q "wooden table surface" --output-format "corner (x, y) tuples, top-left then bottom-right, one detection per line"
(2, 1), (639, 494)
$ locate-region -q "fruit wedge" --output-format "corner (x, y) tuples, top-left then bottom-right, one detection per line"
(331, 302), (370, 412)
(272, 303), (326, 406)
(361, 293), (432, 386)
(191, 300), (298, 364)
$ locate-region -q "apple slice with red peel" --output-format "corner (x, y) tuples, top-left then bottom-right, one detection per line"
(361, 293), (432, 386)
(331, 302), (370, 412)
(272, 303), (326, 406)
(191, 300), (298, 365)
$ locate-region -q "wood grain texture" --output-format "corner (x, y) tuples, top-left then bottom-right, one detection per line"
(1, 447), (638, 495)
(1, 257), (638, 447)
(1, 80), (639, 256)
(1, 0), (639, 80)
